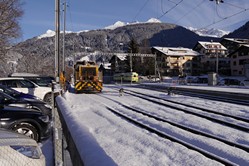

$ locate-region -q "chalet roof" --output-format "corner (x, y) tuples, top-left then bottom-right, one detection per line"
(227, 45), (249, 57)
(116, 54), (126, 61)
(197, 41), (227, 50)
(153, 46), (200, 56)
(222, 38), (249, 44)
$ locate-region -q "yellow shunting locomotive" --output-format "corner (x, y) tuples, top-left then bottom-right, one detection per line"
(74, 60), (103, 93)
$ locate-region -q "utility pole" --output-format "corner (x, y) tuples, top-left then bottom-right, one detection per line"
(55, 0), (60, 83)
(62, 0), (67, 73)
(216, 47), (219, 75)
(130, 53), (132, 84)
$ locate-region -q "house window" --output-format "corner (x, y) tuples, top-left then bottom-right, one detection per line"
(233, 61), (236, 66)
(239, 59), (246, 65)
(233, 70), (238, 74)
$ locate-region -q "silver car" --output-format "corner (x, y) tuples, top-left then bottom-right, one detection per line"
(0, 129), (45, 166)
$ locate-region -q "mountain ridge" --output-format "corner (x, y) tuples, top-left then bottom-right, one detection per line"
(6, 20), (248, 76)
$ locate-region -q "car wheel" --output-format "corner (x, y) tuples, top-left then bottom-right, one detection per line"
(44, 93), (52, 104)
(12, 123), (39, 142)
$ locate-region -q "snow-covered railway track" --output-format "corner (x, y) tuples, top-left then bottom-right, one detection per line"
(125, 89), (249, 123)
(138, 85), (249, 106)
(122, 89), (249, 132)
(93, 96), (247, 165)
(65, 88), (249, 165)
(102, 97), (249, 153)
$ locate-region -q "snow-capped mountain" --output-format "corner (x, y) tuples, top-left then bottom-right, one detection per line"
(187, 27), (230, 38)
(37, 29), (76, 39)
(104, 18), (161, 30)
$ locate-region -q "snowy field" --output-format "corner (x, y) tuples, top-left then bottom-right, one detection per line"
(50, 84), (249, 166)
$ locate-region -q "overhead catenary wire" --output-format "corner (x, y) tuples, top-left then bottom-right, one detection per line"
(215, 2), (225, 19)
(66, 0), (75, 32)
(175, 0), (206, 24)
(157, 0), (183, 19)
(201, 1), (249, 29)
(132, 0), (151, 22)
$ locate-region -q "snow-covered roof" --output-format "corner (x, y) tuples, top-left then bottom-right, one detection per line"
(116, 54), (126, 61)
(103, 63), (111, 69)
(223, 38), (249, 44)
(153, 46), (200, 56)
(198, 41), (227, 50)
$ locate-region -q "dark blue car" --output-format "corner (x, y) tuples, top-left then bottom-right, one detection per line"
(0, 84), (41, 100)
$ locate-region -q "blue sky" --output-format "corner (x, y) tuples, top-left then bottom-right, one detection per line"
(19, 0), (249, 41)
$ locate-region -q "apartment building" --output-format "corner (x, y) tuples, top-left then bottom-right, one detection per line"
(193, 41), (229, 75)
(229, 45), (249, 77)
(152, 46), (200, 76)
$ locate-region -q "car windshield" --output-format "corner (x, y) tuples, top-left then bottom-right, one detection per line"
(32, 79), (51, 87)
(19, 80), (35, 88)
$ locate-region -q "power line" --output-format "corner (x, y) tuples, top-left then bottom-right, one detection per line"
(215, 2), (225, 19)
(157, 0), (183, 19)
(201, 7), (249, 29)
(66, 0), (75, 32)
(223, 1), (246, 10)
(201, 0), (249, 29)
(132, 0), (151, 21)
(175, 0), (205, 24)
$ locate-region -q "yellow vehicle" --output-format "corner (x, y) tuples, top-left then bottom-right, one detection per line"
(74, 61), (103, 93)
(113, 72), (139, 83)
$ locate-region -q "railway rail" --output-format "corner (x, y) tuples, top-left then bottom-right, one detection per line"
(137, 84), (249, 106)
(91, 90), (249, 165)
(61, 85), (249, 165)
(113, 88), (249, 133)
(124, 89), (249, 124)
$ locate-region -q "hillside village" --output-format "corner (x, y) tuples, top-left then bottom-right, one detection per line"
(100, 38), (249, 82)
(5, 21), (249, 82)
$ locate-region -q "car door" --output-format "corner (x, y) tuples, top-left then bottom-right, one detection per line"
(16, 79), (37, 96)
(3, 79), (35, 96)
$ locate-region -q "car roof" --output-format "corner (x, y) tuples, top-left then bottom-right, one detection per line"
(0, 129), (37, 146)
(0, 77), (39, 86)
(9, 73), (40, 77)
(0, 77), (26, 80)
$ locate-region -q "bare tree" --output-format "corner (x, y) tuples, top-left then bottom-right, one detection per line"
(0, 0), (23, 76)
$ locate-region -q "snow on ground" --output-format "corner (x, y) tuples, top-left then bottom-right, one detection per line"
(53, 84), (249, 166)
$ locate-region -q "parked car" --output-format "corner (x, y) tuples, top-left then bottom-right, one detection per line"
(0, 128), (45, 166)
(196, 76), (208, 84)
(240, 79), (249, 87)
(0, 91), (52, 118)
(0, 84), (42, 100)
(217, 78), (241, 86)
(178, 76), (199, 84)
(0, 100), (51, 142)
(0, 77), (52, 104)
(9, 73), (54, 87)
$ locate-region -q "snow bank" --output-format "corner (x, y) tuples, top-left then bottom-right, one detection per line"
(56, 96), (117, 166)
